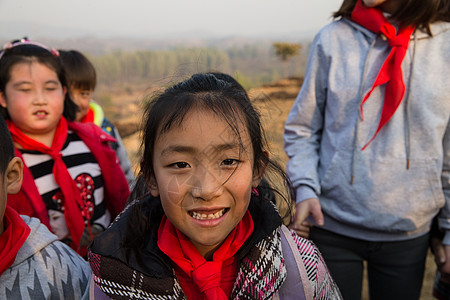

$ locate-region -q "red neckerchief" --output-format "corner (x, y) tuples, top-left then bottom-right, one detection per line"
(80, 107), (94, 123)
(352, 0), (415, 150)
(0, 206), (30, 277)
(158, 211), (254, 300)
(7, 117), (86, 251)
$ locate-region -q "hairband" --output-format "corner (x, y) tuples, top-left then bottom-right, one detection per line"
(0, 37), (59, 60)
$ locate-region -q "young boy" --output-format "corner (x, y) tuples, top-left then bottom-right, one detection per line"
(0, 115), (91, 299)
(59, 49), (135, 187)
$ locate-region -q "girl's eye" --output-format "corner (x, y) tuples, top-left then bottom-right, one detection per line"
(170, 162), (190, 169)
(45, 85), (59, 91)
(222, 159), (239, 166)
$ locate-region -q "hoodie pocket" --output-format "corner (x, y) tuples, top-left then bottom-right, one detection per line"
(319, 150), (444, 232)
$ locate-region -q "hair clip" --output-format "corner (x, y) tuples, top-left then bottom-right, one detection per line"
(0, 37), (59, 60)
(51, 48), (60, 57)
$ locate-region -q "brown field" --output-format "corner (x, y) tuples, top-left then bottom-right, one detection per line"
(115, 77), (437, 300)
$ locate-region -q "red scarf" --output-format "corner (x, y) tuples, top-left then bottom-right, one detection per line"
(7, 117), (85, 251)
(352, 0), (415, 150)
(0, 206), (30, 277)
(158, 211), (254, 300)
(80, 108), (94, 123)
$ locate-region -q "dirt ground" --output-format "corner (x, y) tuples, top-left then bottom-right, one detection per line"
(119, 77), (437, 300)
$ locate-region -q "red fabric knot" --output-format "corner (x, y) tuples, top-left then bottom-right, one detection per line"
(388, 34), (411, 47)
(352, 0), (415, 150)
(192, 261), (223, 292)
(158, 211), (254, 300)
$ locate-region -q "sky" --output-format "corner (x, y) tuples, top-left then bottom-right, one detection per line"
(0, 0), (342, 40)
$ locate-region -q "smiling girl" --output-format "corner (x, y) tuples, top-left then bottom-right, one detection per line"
(0, 38), (129, 256)
(88, 73), (342, 299)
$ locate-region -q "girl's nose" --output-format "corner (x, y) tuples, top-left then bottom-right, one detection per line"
(190, 166), (224, 201)
(32, 91), (48, 105)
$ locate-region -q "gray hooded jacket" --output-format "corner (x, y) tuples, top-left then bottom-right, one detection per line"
(0, 216), (91, 299)
(284, 18), (450, 243)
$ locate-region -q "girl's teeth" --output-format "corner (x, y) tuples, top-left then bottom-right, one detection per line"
(191, 209), (225, 220)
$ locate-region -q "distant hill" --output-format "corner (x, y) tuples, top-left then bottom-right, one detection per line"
(0, 21), (315, 55)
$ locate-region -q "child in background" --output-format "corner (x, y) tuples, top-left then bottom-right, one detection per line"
(0, 114), (91, 299)
(59, 49), (135, 187)
(0, 38), (130, 256)
(88, 73), (342, 299)
(284, 0), (450, 299)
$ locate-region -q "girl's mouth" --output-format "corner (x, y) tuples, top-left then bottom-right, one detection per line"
(34, 111), (48, 116)
(189, 208), (229, 220)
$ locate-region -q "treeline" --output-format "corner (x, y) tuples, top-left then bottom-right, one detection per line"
(88, 42), (309, 91)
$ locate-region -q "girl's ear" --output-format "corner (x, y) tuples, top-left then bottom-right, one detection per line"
(251, 149), (269, 188)
(6, 157), (23, 195)
(0, 92), (7, 108)
(147, 174), (160, 197)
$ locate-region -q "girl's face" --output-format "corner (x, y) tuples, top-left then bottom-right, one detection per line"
(150, 108), (262, 258)
(70, 87), (92, 121)
(0, 61), (66, 145)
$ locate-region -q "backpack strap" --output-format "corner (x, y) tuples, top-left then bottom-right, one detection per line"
(276, 225), (313, 300)
(89, 276), (112, 300)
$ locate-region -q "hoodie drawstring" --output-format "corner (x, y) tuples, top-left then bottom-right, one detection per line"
(404, 30), (417, 170)
(351, 37), (377, 184)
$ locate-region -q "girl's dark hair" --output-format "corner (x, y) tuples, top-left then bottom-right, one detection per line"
(126, 73), (295, 246)
(334, 0), (450, 35)
(59, 49), (97, 91)
(0, 41), (77, 121)
(0, 114), (14, 174)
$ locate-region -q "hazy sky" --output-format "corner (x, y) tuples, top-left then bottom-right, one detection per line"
(0, 0), (342, 39)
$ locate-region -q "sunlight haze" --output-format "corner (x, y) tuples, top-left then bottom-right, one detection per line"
(0, 0), (341, 39)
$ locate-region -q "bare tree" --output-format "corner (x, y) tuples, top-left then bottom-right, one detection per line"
(273, 42), (302, 77)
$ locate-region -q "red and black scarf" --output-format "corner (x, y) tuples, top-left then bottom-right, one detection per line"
(7, 117), (86, 251)
(352, 0), (415, 149)
(0, 206), (30, 277)
(158, 211), (254, 299)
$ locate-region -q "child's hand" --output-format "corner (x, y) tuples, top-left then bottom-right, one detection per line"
(289, 198), (323, 238)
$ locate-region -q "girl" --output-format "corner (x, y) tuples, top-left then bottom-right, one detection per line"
(59, 49), (135, 187)
(284, 0), (449, 299)
(0, 38), (130, 256)
(88, 73), (342, 299)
